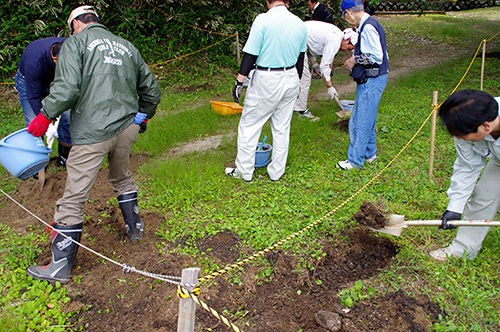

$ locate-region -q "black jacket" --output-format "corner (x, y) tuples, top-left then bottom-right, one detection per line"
(312, 3), (333, 24)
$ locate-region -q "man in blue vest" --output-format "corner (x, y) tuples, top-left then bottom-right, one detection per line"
(338, 0), (389, 170)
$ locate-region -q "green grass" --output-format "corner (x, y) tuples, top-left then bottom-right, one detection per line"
(0, 224), (73, 331)
(1, 7), (499, 330)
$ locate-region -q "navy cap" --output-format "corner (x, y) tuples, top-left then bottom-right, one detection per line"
(341, 0), (363, 12)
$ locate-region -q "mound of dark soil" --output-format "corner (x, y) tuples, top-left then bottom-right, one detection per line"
(354, 201), (388, 229)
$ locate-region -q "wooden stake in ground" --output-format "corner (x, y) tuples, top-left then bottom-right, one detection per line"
(429, 91), (438, 179)
(177, 267), (200, 332)
(235, 31), (240, 64)
(480, 39), (486, 91)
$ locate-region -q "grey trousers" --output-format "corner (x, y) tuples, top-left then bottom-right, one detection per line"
(448, 157), (500, 259)
(55, 124), (140, 226)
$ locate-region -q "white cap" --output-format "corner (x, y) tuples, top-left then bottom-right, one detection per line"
(343, 28), (359, 45)
(67, 5), (98, 30)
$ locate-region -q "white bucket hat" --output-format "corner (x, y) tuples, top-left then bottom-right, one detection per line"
(67, 5), (98, 30)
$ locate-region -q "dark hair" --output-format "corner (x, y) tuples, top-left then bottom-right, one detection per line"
(438, 89), (498, 137)
(71, 13), (103, 32)
(51, 42), (64, 58)
(74, 13), (102, 24)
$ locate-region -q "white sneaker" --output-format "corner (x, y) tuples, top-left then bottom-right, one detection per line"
(337, 160), (354, 170)
(224, 167), (252, 182)
(366, 155), (377, 163)
(296, 109), (320, 121)
(429, 247), (456, 261)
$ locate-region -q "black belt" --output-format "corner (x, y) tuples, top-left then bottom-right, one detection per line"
(255, 65), (295, 71)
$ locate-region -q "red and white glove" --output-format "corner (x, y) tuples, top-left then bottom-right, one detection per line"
(27, 113), (51, 137)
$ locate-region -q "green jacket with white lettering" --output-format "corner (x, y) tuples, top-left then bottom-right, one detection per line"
(41, 23), (161, 145)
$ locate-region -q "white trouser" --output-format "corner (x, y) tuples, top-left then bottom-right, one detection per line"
(448, 157), (500, 259)
(293, 54), (311, 112)
(236, 68), (300, 181)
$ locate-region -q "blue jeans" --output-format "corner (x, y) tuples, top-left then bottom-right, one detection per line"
(14, 70), (72, 145)
(347, 74), (388, 168)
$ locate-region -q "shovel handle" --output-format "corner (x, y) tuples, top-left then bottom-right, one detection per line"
(333, 95), (344, 111)
(404, 220), (500, 227)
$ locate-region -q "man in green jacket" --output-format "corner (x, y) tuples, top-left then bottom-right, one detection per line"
(26, 5), (162, 284)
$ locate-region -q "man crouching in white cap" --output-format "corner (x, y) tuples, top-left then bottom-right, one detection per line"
(25, 5), (162, 284)
(292, 21), (357, 121)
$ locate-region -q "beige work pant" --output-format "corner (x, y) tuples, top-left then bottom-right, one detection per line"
(55, 124), (140, 226)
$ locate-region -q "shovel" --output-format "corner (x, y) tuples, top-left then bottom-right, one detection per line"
(38, 117), (60, 189)
(370, 214), (500, 236)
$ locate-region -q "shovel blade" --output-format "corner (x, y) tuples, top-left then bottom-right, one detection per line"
(369, 226), (404, 236)
(38, 169), (46, 190)
(336, 110), (351, 119)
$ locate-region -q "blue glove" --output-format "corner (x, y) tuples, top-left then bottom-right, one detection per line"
(440, 210), (461, 230)
(133, 112), (148, 124)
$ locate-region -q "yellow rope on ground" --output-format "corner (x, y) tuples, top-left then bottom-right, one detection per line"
(197, 32), (497, 285)
(149, 33), (236, 69)
(178, 285), (243, 332)
(484, 32), (498, 42)
(448, 38), (485, 96)
(0, 81), (14, 85)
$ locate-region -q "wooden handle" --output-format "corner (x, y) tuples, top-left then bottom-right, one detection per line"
(333, 95), (344, 111)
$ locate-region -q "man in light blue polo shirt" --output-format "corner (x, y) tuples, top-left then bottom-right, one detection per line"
(225, 0), (307, 182)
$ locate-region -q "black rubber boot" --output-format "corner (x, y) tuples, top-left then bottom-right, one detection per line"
(118, 192), (144, 242)
(56, 142), (71, 167)
(27, 223), (82, 284)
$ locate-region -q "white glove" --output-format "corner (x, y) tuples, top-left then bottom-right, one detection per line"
(327, 86), (337, 99)
(46, 123), (59, 140)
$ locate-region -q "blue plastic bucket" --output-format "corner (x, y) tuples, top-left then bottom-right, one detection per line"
(0, 128), (52, 179)
(340, 100), (355, 112)
(255, 143), (272, 168)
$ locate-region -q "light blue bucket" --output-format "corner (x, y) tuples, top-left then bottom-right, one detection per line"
(0, 128), (52, 179)
(340, 99), (354, 112)
(255, 143), (272, 168)
(340, 100), (355, 112)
